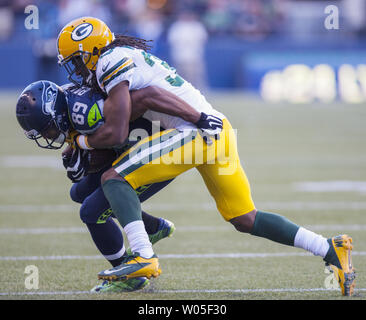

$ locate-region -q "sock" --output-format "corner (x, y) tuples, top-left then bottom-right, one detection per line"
(102, 178), (153, 258)
(124, 220), (154, 258)
(102, 179), (142, 227)
(294, 227), (330, 258)
(86, 219), (126, 267)
(250, 211), (300, 246)
(142, 211), (161, 235)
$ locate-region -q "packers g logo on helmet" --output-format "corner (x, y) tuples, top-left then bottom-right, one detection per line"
(71, 23), (93, 41)
(57, 17), (114, 86)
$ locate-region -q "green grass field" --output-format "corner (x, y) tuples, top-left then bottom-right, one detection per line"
(0, 91), (365, 300)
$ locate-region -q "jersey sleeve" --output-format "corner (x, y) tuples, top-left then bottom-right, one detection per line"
(96, 48), (136, 95)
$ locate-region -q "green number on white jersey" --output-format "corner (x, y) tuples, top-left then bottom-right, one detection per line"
(141, 51), (184, 87)
(165, 75), (184, 87)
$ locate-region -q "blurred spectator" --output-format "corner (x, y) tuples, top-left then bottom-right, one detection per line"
(111, 0), (145, 30)
(58, 0), (111, 27)
(233, 0), (273, 39)
(174, 0), (207, 15)
(131, 9), (163, 48)
(0, 1), (13, 41)
(167, 11), (208, 90)
(341, 0), (366, 36)
(30, 0), (61, 82)
(203, 0), (232, 35)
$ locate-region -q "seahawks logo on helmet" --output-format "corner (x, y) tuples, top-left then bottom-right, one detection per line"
(41, 82), (58, 116)
(71, 23), (93, 41)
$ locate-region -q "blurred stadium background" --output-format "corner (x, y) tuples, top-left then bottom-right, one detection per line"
(1, 0), (366, 100)
(0, 0), (366, 300)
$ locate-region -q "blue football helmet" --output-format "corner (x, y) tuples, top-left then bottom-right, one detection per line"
(16, 80), (70, 149)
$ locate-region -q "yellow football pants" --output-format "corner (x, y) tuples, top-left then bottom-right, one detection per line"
(112, 119), (256, 221)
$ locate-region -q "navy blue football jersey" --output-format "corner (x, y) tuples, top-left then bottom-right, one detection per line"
(63, 84), (159, 138)
(64, 85), (105, 135)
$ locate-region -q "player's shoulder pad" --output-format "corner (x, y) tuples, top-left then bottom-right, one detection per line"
(61, 83), (75, 91)
(96, 47), (136, 92)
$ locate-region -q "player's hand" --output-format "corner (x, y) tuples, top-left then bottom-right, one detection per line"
(61, 144), (73, 165)
(65, 130), (79, 149)
(195, 112), (223, 145)
(67, 131), (94, 150)
(62, 146), (89, 182)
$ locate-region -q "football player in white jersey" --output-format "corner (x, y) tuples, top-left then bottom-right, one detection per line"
(57, 17), (355, 295)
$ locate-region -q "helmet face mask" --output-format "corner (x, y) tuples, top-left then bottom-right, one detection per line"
(16, 80), (70, 150)
(24, 123), (66, 150)
(59, 51), (93, 87)
(29, 120), (67, 150)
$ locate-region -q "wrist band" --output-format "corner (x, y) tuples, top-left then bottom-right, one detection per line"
(76, 135), (94, 150)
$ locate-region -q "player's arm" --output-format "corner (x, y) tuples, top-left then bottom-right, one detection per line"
(84, 81), (131, 149)
(74, 49), (135, 149)
(129, 90), (148, 121)
(130, 86), (201, 123)
(130, 86), (223, 139)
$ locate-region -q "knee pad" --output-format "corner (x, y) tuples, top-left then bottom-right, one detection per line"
(79, 187), (111, 224)
(70, 173), (104, 204)
(80, 200), (97, 224)
(70, 183), (83, 204)
(80, 202), (113, 224)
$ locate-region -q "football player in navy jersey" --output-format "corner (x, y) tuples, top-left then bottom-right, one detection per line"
(15, 80), (175, 293)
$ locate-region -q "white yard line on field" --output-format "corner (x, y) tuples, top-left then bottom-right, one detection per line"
(2, 201), (366, 214)
(1, 251), (365, 261)
(1, 224), (366, 235)
(0, 204), (78, 213)
(0, 156), (63, 170)
(0, 227), (87, 235)
(293, 181), (366, 194)
(143, 201), (366, 211)
(160, 224), (366, 232)
(0, 287), (365, 296)
(304, 224), (366, 231)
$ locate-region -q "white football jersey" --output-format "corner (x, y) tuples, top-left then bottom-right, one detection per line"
(96, 46), (224, 130)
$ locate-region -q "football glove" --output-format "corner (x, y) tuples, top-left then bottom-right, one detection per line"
(62, 146), (89, 182)
(195, 112), (223, 145)
(66, 130), (94, 150)
(65, 130), (79, 149)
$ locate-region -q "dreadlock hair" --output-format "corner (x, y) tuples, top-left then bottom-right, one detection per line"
(100, 34), (153, 55)
(89, 71), (107, 99)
